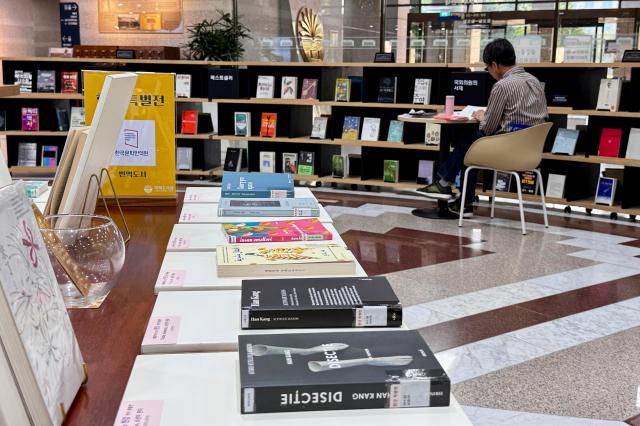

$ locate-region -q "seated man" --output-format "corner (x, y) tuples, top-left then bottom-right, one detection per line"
(417, 38), (548, 218)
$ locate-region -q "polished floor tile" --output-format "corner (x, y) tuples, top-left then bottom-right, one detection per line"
(462, 406), (627, 426)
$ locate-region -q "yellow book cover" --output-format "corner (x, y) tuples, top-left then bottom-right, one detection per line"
(334, 78), (351, 102)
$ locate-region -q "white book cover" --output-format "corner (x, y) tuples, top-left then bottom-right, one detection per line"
(259, 151), (276, 173)
(281, 76), (298, 99)
(625, 128), (640, 160)
(256, 75), (275, 98)
(282, 152), (298, 174)
(596, 78), (622, 112)
(183, 186), (315, 204)
(178, 202), (334, 224)
(176, 147), (193, 171)
(424, 122), (441, 146)
(69, 106), (85, 127)
(412, 78), (432, 104)
(310, 116), (328, 139)
(360, 117), (381, 141)
(114, 352), (470, 426)
(18, 142), (37, 166)
(141, 290), (408, 354)
(546, 174), (566, 198)
(175, 74), (192, 98)
(154, 251), (367, 293)
(0, 181), (84, 425)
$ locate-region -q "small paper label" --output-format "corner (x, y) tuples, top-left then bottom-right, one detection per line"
(389, 379), (431, 408)
(270, 190), (288, 198)
(168, 236), (190, 249)
(243, 388), (255, 413)
(241, 309), (250, 328)
(292, 208), (312, 217)
(156, 270), (186, 288)
(114, 400), (163, 426)
(180, 212), (199, 222)
(142, 316), (181, 346)
(184, 193), (201, 202)
(355, 306), (388, 327)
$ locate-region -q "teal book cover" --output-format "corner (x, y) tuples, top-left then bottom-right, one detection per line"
(387, 120), (404, 142)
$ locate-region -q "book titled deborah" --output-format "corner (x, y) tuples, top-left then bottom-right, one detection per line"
(239, 330), (450, 414)
(218, 198), (320, 217)
(240, 276), (402, 329)
(224, 218), (331, 243)
(216, 244), (355, 277)
(221, 172), (294, 198)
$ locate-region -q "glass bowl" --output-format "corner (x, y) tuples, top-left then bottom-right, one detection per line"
(39, 214), (126, 308)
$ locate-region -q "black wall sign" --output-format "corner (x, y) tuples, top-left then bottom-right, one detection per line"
(60, 3), (80, 48)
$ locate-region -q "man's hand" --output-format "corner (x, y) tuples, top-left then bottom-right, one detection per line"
(472, 110), (485, 121)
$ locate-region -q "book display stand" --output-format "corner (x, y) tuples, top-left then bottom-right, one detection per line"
(81, 168), (131, 243)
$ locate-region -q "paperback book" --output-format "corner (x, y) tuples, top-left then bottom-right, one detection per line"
(520, 171), (539, 194)
(342, 116), (360, 140)
(596, 78), (622, 112)
(383, 160), (399, 183)
(14, 70), (32, 93)
(361, 117), (381, 141)
(282, 152), (298, 173)
(0, 110), (6, 131)
(301, 78), (318, 100)
(413, 78), (432, 104)
(239, 330), (450, 413)
(70, 107), (85, 127)
(551, 128), (579, 155)
(260, 112), (277, 138)
(175, 74), (192, 98)
(208, 69), (240, 99)
(218, 198), (320, 217)
(626, 128), (640, 160)
(424, 122), (441, 146)
(377, 77), (397, 103)
(256, 75), (275, 98)
(240, 276), (402, 329)
(595, 176), (617, 206)
(416, 160), (434, 185)
(334, 78), (351, 102)
(495, 172), (512, 192)
(176, 146), (193, 170)
(216, 244), (355, 277)
(310, 116), (328, 139)
(598, 128), (622, 158)
(61, 71), (79, 93)
(223, 218), (331, 243)
(234, 112), (251, 136)
(298, 151), (315, 175)
(18, 143), (37, 166)
(260, 151), (276, 173)
(55, 107), (69, 131)
(281, 76), (298, 99)
(224, 148), (244, 172)
(24, 180), (49, 198)
(36, 70), (56, 93)
(546, 174), (566, 198)
(221, 172), (294, 198)
(387, 120), (404, 142)
(181, 110), (198, 135)
(332, 155), (345, 178)
(21, 108), (39, 131)
(41, 145), (58, 167)
(348, 76), (364, 102)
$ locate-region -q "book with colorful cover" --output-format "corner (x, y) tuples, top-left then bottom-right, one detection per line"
(223, 218), (332, 243)
(341, 116), (360, 140)
(301, 78), (318, 100)
(221, 171), (294, 198)
(297, 151), (315, 175)
(234, 112), (251, 136)
(36, 70), (55, 93)
(598, 128), (622, 158)
(520, 170), (539, 194)
(260, 112), (277, 138)
(41, 145), (58, 167)
(383, 159), (399, 183)
(334, 78), (351, 102)
(216, 243), (356, 277)
(594, 176), (616, 206)
(14, 70), (32, 93)
(181, 110), (198, 134)
(21, 108), (39, 131)
(218, 198), (320, 217)
(281, 76), (298, 99)
(387, 120), (404, 142)
(61, 71), (79, 93)
(282, 152), (298, 173)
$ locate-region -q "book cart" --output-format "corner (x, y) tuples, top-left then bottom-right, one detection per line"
(2, 57), (640, 219)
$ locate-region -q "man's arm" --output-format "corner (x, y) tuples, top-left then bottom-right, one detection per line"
(479, 83), (507, 135)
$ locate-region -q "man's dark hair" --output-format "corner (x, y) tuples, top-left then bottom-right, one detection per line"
(483, 38), (516, 66)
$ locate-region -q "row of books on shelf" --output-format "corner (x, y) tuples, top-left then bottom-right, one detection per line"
(13, 69), (79, 93)
(551, 127), (640, 160)
(15, 142), (59, 167)
(0, 107), (85, 132)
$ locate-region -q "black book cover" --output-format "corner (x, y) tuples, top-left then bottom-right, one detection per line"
(239, 330), (450, 414)
(197, 112), (213, 133)
(55, 107), (69, 131)
(450, 72), (490, 106)
(36, 70), (56, 93)
(208, 68), (240, 99)
(0, 110), (6, 131)
(224, 147), (243, 171)
(377, 77), (397, 103)
(348, 76), (364, 102)
(240, 276), (402, 329)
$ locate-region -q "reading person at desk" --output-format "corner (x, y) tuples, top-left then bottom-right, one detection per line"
(416, 38), (548, 218)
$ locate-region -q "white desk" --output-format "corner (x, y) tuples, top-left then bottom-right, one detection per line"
(154, 251), (367, 293)
(184, 186), (315, 204)
(166, 222), (345, 252)
(142, 290), (406, 353)
(179, 203), (333, 224)
(115, 352), (472, 426)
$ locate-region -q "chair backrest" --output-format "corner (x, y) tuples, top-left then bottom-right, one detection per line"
(463, 122), (553, 172)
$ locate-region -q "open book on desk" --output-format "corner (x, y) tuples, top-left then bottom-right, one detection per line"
(434, 105), (486, 121)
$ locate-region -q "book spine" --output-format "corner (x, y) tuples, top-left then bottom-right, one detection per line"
(219, 208), (319, 217)
(241, 305), (402, 329)
(242, 380), (450, 414)
(221, 190), (294, 198)
(227, 235), (303, 244)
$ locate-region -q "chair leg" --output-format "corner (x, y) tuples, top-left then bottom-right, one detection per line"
(512, 172), (527, 235)
(491, 170), (497, 218)
(533, 168), (549, 228)
(458, 167), (473, 228)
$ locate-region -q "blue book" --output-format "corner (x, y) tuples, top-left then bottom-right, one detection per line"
(594, 177), (616, 206)
(551, 128), (579, 155)
(387, 120), (404, 142)
(218, 198), (320, 217)
(221, 172), (294, 198)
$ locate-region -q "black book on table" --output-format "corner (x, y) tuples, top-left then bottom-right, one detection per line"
(240, 276), (402, 329)
(239, 330), (451, 414)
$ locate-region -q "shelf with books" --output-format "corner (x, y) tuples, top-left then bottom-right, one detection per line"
(175, 168), (217, 177)
(0, 130), (69, 137)
(324, 101), (443, 110)
(175, 97), (209, 103)
(9, 93), (83, 100)
(176, 133), (215, 140)
(319, 176), (423, 190)
(477, 190), (566, 205)
(219, 135), (439, 151)
(570, 199), (640, 215)
(9, 165), (57, 176)
(0, 84), (20, 97)
(450, 62), (640, 69)
(541, 152), (640, 167)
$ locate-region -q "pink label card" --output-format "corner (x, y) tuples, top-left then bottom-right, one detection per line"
(114, 400), (163, 426)
(184, 193), (201, 202)
(142, 316), (181, 346)
(180, 212), (199, 222)
(168, 236), (191, 249)
(155, 270), (187, 288)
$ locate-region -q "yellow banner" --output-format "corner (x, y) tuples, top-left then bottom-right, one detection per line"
(83, 71), (176, 199)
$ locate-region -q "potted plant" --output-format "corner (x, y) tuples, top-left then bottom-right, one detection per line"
(183, 10), (251, 61)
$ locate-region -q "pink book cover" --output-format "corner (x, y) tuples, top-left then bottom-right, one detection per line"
(21, 107), (39, 131)
(598, 128), (622, 158)
(223, 218), (332, 243)
(300, 79), (318, 100)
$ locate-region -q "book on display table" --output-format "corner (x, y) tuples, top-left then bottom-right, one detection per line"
(178, 203), (333, 225)
(184, 186), (315, 204)
(154, 251), (367, 293)
(223, 218), (332, 243)
(241, 276), (402, 329)
(221, 171), (294, 198)
(218, 198), (320, 217)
